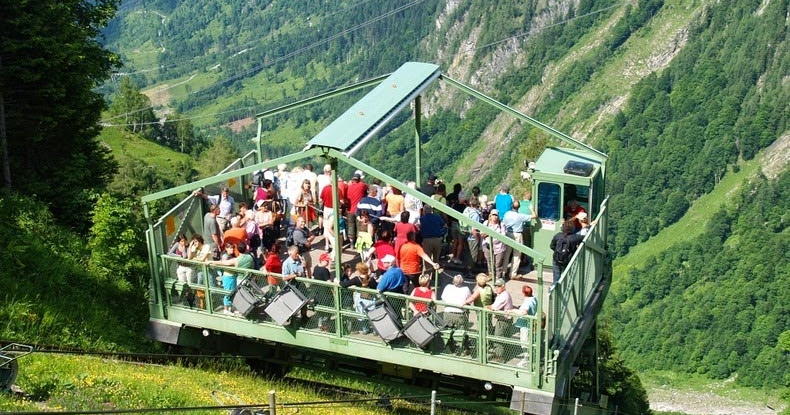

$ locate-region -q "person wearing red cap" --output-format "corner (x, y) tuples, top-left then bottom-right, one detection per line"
(313, 252), (332, 282)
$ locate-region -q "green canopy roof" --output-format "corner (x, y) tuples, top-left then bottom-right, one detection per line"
(306, 62), (440, 154)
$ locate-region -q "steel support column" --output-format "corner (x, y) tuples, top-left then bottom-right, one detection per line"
(329, 157), (342, 281)
(255, 120), (263, 163)
(414, 95), (422, 186)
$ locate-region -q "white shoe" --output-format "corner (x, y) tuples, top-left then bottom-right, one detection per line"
(516, 360), (528, 368)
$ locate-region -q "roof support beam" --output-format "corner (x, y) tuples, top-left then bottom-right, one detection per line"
(440, 75), (608, 162)
(142, 147), (324, 203)
(414, 95), (422, 187)
(343, 70), (440, 157)
(326, 148), (546, 263)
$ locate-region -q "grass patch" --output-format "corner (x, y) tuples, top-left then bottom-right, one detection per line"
(0, 191), (152, 352)
(99, 127), (192, 176)
(0, 355), (476, 414)
(612, 156), (760, 282)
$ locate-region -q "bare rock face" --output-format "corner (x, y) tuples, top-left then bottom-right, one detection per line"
(761, 132), (790, 180)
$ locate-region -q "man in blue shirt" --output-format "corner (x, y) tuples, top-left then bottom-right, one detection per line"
(502, 201), (533, 279)
(494, 185), (513, 216)
(356, 187), (383, 225)
(282, 245), (305, 283)
(419, 205), (446, 263)
(377, 254), (406, 294)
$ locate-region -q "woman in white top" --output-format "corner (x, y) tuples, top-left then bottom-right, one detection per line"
(440, 274), (472, 329)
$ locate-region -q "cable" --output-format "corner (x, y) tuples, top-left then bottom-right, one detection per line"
(0, 339), (262, 360)
(99, 70), (381, 127)
(100, 0), (618, 128)
(99, 0), (429, 124)
(117, 0), (382, 77)
(4, 340), (627, 414)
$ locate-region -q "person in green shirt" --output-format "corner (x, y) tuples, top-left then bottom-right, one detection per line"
(464, 273), (495, 308)
(518, 190), (538, 268)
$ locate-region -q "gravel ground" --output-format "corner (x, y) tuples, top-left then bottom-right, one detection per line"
(648, 384), (786, 415)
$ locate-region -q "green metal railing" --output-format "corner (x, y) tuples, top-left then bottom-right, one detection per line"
(159, 255), (541, 376)
(545, 198), (609, 375)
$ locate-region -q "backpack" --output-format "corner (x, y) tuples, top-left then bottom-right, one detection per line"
(285, 226), (296, 247)
(286, 226), (308, 253)
(460, 207), (480, 234)
(252, 170), (266, 187)
(555, 235), (573, 266)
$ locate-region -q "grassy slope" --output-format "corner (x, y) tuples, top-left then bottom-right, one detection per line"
(99, 126), (191, 174)
(611, 156), (760, 283)
(607, 153), (789, 413)
(556, 0), (716, 137)
(0, 354), (475, 414)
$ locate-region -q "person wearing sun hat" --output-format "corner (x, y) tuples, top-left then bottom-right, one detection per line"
(488, 278), (514, 360)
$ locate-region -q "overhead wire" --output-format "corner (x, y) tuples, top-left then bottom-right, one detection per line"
(98, 0), (429, 124)
(2, 341), (627, 414)
(98, 1), (625, 132)
(0, 395), (439, 415)
(116, 0), (381, 77)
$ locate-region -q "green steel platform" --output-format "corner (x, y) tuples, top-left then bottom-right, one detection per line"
(143, 62), (611, 415)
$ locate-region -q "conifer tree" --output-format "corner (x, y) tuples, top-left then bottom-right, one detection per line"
(0, 0), (120, 229)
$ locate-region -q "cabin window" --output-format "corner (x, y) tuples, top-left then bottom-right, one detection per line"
(564, 184), (590, 213)
(537, 182), (561, 221)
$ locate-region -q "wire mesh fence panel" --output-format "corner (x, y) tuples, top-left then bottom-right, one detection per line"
(339, 287), (359, 313)
(306, 281), (336, 308)
(163, 258), (179, 282)
(340, 312), (381, 342)
(439, 330), (479, 360)
(209, 290), (232, 314)
(382, 295), (409, 324)
(304, 310), (337, 333)
(484, 312), (532, 370)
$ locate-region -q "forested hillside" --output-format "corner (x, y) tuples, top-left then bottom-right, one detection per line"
(1, 0), (786, 410)
(607, 170), (789, 387)
(99, 0), (789, 395)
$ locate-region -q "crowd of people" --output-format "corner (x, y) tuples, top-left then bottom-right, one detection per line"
(168, 163), (591, 362)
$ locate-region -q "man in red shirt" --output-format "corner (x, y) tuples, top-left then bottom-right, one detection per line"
(345, 170), (368, 247)
(320, 179), (350, 250)
(564, 199), (586, 232)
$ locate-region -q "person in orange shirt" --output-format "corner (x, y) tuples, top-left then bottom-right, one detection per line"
(398, 231), (439, 292)
(223, 216), (248, 256)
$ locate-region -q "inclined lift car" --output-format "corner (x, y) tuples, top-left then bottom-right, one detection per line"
(143, 62), (611, 415)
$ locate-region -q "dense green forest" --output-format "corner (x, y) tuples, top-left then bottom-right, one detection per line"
(2, 0), (788, 411)
(606, 170), (789, 387)
(601, 0), (788, 256)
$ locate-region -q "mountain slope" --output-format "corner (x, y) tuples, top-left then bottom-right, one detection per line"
(100, 0), (789, 401)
